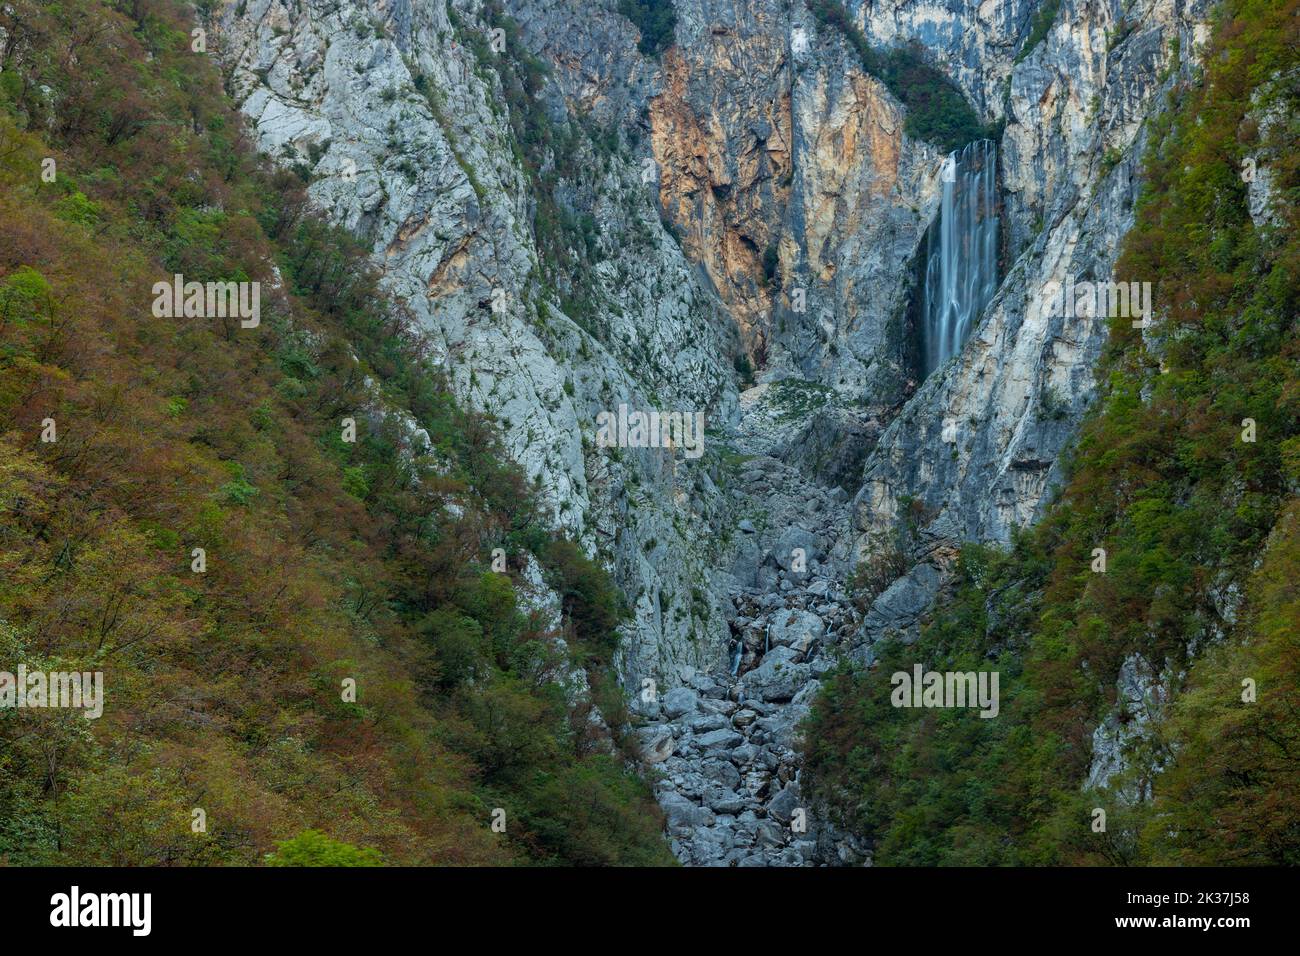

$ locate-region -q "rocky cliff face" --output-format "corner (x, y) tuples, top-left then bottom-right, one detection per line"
(855, 0), (1036, 117)
(213, 0), (1211, 864)
(850, 0), (1210, 570)
(214, 0), (741, 694)
(650, 2), (940, 401)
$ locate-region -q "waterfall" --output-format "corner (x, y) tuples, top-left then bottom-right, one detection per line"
(920, 139), (1000, 377)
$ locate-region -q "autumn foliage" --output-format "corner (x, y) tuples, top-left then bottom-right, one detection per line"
(0, 0), (671, 865)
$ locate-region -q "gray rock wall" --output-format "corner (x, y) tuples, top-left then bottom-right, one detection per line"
(212, 0), (1213, 864)
(852, 0), (1210, 551)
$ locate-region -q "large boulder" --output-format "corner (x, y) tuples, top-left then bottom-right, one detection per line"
(754, 679), (821, 749)
(662, 686), (700, 719)
(695, 728), (744, 753)
(686, 713), (729, 734)
(741, 646), (811, 702)
(701, 759), (742, 790)
(859, 561), (945, 644)
(659, 792), (715, 832)
(767, 608), (824, 651)
(706, 788), (749, 814)
(728, 534), (763, 588)
(754, 819), (785, 848)
(635, 726), (675, 764)
(768, 782), (801, 823)
(772, 527), (824, 571)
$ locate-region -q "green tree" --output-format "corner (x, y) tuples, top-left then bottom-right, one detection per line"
(265, 831), (384, 867)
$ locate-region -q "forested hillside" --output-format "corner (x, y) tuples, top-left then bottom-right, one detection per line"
(0, 0), (672, 865)
(804, 0), (1300, 865)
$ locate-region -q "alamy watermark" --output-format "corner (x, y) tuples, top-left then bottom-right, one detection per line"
(50, 886), (150, 936)
(890, 665), (999, 719)
(0, 667), (103, 719)
(152, 274), (260, 328)
(1038, 278), (1153, 328)
(595, 404), (705, 459)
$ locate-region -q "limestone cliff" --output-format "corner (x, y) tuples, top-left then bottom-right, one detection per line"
(214, 0), (740, 693)
(852, 0), (1210, 562)
(211, 0), (1214, 866)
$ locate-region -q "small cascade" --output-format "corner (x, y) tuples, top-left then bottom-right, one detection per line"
(920, 139), (1000, 377)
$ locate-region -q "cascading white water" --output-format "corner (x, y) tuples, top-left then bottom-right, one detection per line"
(921, 139), (1000, 377)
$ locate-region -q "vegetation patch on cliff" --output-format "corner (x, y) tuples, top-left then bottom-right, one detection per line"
(1015, 0), (1063, 64)
(618, 0), (678, 57)
(768, 379), (833, 422)
(452, 2), (634, 337)
(808, 0), (989, 153)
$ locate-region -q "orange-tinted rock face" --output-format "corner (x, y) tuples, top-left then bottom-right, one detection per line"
(646, 21), (936, 397)
(650, 46), (792, 355)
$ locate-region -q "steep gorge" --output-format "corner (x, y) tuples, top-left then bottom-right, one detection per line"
(213, 0), (1223, 865)
(3, 0), (1294, 870)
